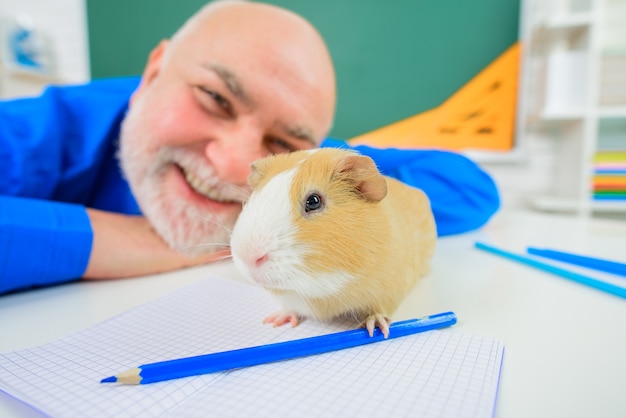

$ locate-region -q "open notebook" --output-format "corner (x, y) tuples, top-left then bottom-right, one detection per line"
(0, 275), (504, 417)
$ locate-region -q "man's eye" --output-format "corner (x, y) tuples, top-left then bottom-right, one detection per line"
(266, 137), (294, 154)
(199, 87), (231, 113)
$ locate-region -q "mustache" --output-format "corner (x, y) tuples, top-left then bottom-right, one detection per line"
(155, 147), (252, 203)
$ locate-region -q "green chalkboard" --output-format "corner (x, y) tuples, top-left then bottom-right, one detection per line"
(87, 0), (520, 139)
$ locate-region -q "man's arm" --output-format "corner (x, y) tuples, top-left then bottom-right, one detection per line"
(0, 196), (91, 294)
(0, 196), (224, 295)
(84, 209), (224, 280)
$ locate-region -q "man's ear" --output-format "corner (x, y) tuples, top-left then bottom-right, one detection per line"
(129, 40), (170, 107)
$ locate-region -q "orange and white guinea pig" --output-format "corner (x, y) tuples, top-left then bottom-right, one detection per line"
(230, 148), (437, 338)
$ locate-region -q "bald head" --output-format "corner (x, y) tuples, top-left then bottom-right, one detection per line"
(174, 0), (325, 51)
(164, 0), (336, 140)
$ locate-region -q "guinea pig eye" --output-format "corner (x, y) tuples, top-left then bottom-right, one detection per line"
(304, 193), (323, 213)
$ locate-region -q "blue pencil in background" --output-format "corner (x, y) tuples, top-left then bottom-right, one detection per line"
(527, 247), (626, 278)
(475, 242), (626, 300)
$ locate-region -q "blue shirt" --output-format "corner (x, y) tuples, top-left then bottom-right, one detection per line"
(0, 77), (499, 294)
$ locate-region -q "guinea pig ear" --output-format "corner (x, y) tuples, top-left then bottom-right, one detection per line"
(338, 154), (388, 202)
(248, 159), (268, 189)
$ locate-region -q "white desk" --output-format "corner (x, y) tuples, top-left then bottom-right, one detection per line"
(1, 209), (626, 418)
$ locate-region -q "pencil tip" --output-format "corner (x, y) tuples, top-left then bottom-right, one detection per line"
(100, 376), (117, 383)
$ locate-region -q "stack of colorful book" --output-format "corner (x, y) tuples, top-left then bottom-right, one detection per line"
(593, 151), (626, 201)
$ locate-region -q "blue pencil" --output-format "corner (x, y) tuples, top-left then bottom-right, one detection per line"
(475, 242), (626, 300)
(101, 312), (457, 385)
(527, 247), (626, 278)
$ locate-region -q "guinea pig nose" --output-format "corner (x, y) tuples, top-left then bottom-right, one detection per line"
(255, 254), (269, 267)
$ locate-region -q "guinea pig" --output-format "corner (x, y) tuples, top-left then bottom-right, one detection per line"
(230, 147), (437, 338)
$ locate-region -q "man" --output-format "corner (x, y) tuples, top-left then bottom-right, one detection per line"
(0, 0), (499, 295)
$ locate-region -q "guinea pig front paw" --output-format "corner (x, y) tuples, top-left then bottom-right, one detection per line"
(363, 314), (391, 339)
(263, 310), (301, 328)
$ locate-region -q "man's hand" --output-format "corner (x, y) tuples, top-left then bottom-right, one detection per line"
(83, 209), (229, 280)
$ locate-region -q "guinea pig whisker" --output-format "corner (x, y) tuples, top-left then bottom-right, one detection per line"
(192, 241), (231, 247)
(228, 185), (252, 201)
(191, 212), (234, 235)
(178, 242), (231, 259)
(202, 254), (233, 264)
(182, 242), (231, 252)
(197, 253), (233, 266)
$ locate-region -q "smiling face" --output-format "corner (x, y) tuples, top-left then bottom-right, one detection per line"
(119, 1), (336, 255)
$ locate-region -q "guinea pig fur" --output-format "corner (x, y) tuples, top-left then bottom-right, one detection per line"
(230, 148), (437, 338)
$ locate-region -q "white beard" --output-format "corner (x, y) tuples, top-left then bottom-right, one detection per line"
(117, 99), (245, 256)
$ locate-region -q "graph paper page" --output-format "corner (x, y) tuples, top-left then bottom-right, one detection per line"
(0, 275), (504, 418)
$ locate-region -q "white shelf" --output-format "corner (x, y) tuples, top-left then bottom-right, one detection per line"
(546, 12), (593, 29)
(591, 199), (626, 212)
(530, 195), (626, 213)
(464, 148), (526, 164)
(537, 106), (626, 121)
(530, 195), (584, 212)
(531, 11), (593, 42)
(0, 53), (61, 99)
(520, 0), (626, 216)
(541, 109), (586, 120)
(598, 106), (626, 118)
